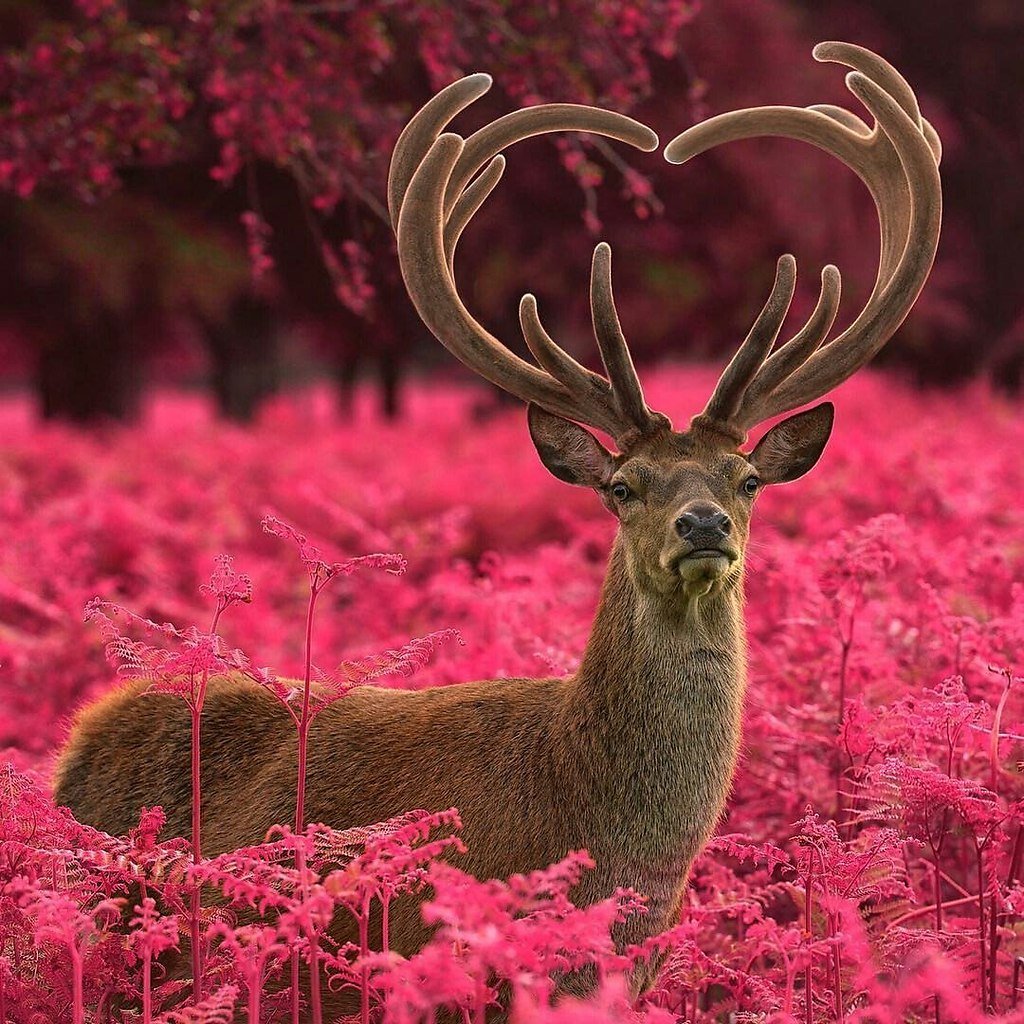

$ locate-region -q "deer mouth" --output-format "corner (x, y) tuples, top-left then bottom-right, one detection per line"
(671, 547), (738, 589)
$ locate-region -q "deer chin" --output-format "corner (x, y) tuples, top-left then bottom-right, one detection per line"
(673, 550), (737, 598)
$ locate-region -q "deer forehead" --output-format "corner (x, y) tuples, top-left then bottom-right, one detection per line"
(614, 447), (751, 501)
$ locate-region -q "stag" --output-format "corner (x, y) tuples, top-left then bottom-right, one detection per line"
(56, 41), (940, 1007)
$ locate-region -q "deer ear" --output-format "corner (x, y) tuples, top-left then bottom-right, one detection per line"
(749, 402), (834, 484)
(528, 404), (615, 487)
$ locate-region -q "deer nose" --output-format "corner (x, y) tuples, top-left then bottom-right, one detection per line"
(675, 505), (731, 540)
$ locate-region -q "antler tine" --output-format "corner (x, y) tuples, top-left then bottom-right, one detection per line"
(388, 73), (493, 232)
(398, 132), (615, 431)
(392, 77), (665, 444)
(699, 255), (796, 428)
(590, 243), (668, 435)
(445, 105), (658, 216)
(746, 65), (941, 428)
(745, 264), (841, 402)
(665, 42), (941, 437)
(443, 155), (505, 269)
(519, 294), (612, 401)
(816, 41), (922, 127)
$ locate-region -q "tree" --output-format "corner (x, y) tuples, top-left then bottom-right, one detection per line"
(0, 0), (698, 421)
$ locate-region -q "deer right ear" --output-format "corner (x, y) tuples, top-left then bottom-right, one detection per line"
(528, 404), (615, 487)
(749, 402), (834, 484)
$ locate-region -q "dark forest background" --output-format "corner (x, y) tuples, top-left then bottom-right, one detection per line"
(0, 0), (1020, 424)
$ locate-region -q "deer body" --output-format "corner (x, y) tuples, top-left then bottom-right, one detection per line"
(56, 531), (746, 958)
(55, 40), (940, 1008)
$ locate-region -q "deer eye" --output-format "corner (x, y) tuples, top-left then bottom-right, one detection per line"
(611, 482), (632, 502)
(742, 476), (760, 497)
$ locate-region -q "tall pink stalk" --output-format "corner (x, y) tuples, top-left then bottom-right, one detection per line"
(990, 668), (1014, 796)
(292, 580), (324, 1024)
(833, 596), (860, 822)
(294, 582), (319, 838)
(189, 699), (204, 999)
(70, 944), (84, 1024)
(359, 891), (372, 1024)
(187, 601), (226, 1000)
(976, 842), (987, 1011)
(932, 851), (944, 1024)
(804, 858), (814, 1024)
(142, 946), (153, 1024)
(260, 516), (405, 1023)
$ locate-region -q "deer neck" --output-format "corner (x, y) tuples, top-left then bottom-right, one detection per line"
(560, 533), (747, 871)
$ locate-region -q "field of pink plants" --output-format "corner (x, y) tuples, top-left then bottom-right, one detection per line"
(1, 366), (1023, 1022)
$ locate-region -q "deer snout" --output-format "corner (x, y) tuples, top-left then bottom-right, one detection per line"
(674, 503), (731, 544)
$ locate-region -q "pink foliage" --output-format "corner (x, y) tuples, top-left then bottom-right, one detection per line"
(0, 0), (698, 285)
(0, 368), (1023, 1020)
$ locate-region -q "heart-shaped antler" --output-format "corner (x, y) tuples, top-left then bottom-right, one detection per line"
(389, 75), (669, 445)
(667, 41), (942, 441)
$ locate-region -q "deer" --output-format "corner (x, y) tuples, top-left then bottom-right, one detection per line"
(55, 41), (940, 1009)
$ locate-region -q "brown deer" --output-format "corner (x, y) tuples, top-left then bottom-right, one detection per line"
(55, 41), (940, 1005)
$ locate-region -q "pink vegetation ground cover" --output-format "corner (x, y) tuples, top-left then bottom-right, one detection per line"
(1, 366), (1023, 1022)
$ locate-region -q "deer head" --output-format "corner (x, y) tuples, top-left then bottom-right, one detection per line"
(389, 42), (941, 604)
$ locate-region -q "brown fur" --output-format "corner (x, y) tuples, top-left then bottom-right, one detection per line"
(54, 418), (833, 1015)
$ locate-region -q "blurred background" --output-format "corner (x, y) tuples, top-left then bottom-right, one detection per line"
(0, 0), (1020, 425)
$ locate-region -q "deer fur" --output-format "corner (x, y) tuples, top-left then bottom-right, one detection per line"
(54, 416), (830, 990)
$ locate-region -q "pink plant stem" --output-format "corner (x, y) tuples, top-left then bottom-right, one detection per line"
(143, 949), (152, 1024)
(990, 670), (1012, 795)
(933, 850), (944, 932)
(293, 581), (322, 1024)
(309, 927), (323, 1024)
(190, 701), (204, 1000)
(359, 891), (371, 1024)
(71, 943), (84, 1024)
(931, 845), (945, 1024)
(977, 843), (987, 1011)
(381, 892), (391, 952)
(804, 861), (814, 1024)
(473, 974), (488, 1024)
(890, 893), (979, 929)
(187, 604), (223, 1002)
(815, 846), (843, 1023)
(989, 884), (999, 1012)
(831, 935), (844, 1023)
(834, 596), (858, 821)
(248, 967), (262, 1023)
(294, 581), (320, 835)
(295, 717), (311, 850)
(986, 829), (1024, 1022)
(1009, 827), (1023, 887)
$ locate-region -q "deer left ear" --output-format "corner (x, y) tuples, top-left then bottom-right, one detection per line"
(528, 404), (615, 487)
(749, 402), (834, 484)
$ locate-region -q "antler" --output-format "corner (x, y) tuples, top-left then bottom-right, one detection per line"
(389, 75), (670, 444)
(666, 42), (942, 440)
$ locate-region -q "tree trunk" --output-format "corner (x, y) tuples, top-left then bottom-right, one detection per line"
(335, 350), (360, 420)
(36, 309), (140, 423)
(205, 293), (281, 423)
(378, 352), (402, 420)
